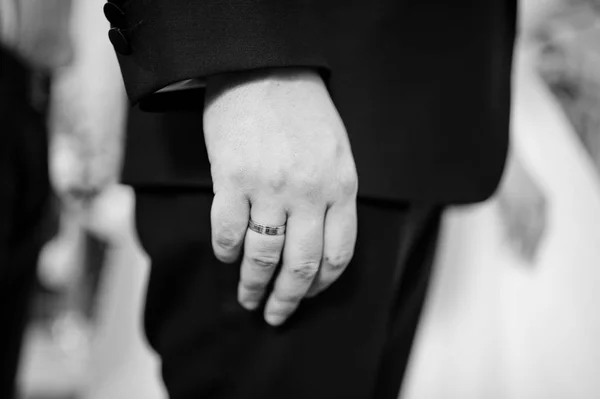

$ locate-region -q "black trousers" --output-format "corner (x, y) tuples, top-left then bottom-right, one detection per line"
(0, 81), (52, 398)
(135, 188), (442, 399)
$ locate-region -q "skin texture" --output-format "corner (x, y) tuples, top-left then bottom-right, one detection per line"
(204, 68), (359, 326)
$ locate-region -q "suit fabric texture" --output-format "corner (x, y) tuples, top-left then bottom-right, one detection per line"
(112, 0), (516, 203)
(135, 190), (441, 398)
(104, 1), (516, 398)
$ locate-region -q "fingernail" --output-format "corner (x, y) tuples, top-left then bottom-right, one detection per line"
(265, 313), (285, 326)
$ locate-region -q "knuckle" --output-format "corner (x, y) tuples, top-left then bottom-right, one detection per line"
(241, 279), (268, 292)
(290, 261), (319, 280)
(293, 173), (325, 202)
(265, 171), (289, 193)
(339, 172), (358, 197)
(325, 251), (352, 272)
(215, 231), (241, 251)
(213, 216), (244, 251)
(249, 255), (280, 269)
(217, 165), (252, 191)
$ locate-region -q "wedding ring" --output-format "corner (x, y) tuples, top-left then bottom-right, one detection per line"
(248, 219), (286, 236)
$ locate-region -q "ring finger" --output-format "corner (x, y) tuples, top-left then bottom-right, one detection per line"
(238, 200), (287, 310)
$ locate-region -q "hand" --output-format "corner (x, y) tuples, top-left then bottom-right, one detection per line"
(204, 68), (358, 326)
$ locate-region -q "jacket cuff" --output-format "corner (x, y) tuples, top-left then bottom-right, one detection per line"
(104, 0), (330, 108)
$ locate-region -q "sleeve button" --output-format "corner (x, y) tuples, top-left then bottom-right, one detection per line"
(108, 28), (132, 55)
(103, 2), (127, 29)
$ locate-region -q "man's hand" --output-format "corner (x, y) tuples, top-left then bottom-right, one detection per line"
(204, 68), (358, 326)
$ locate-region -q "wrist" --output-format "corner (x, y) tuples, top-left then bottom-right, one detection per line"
(205, 67), (322, 106)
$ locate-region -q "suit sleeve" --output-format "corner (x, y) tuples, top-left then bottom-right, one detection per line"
(104, 0), (330, 108)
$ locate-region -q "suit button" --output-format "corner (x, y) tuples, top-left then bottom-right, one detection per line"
(103, 2), (127, 29)
(108, 28), (132, 55)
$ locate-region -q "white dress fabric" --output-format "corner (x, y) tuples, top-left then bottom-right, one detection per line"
(402, 45), (600, 399)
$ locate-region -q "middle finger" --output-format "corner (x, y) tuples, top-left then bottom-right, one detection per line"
(264, 208), (325, 326)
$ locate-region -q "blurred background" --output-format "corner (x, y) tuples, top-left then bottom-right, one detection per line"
(2, 0), (600, 398)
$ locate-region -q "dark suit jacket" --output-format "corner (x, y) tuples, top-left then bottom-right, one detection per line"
(105, 0), (516, 203)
